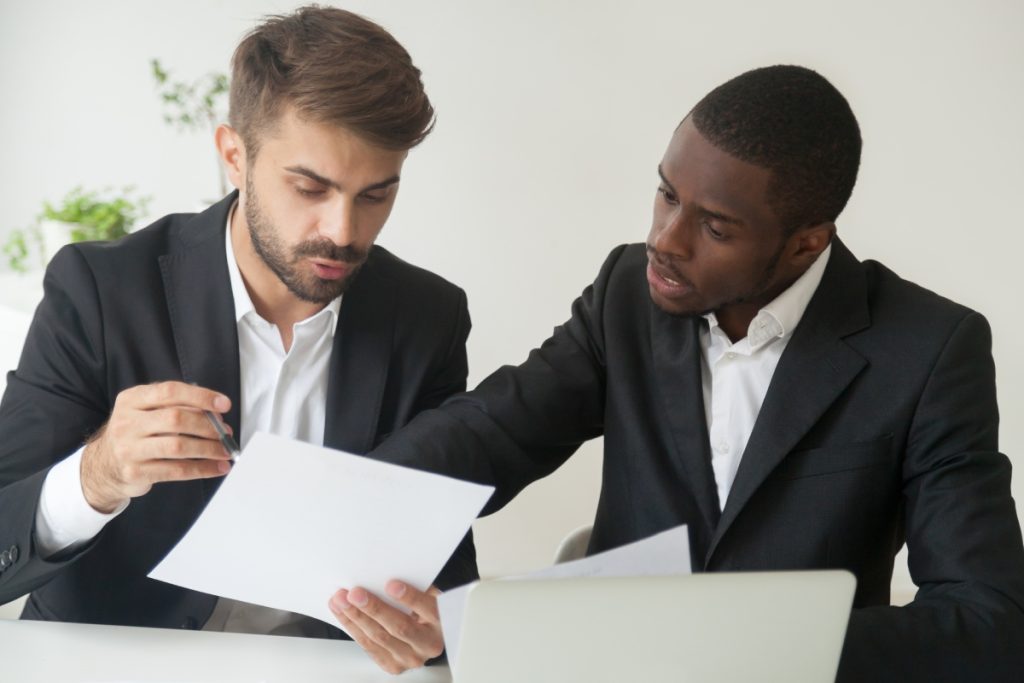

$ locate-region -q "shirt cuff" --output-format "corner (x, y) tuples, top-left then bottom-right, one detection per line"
(34, 446), (129, 559)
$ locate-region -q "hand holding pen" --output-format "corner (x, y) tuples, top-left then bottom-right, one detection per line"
(80, 381), (238, 514)
(204, 409), (241, 461)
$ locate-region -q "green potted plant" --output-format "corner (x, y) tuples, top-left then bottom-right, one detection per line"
(4, 187), (151, 272)
(3, 58), (226, 274)
(151, 58), (230, 197)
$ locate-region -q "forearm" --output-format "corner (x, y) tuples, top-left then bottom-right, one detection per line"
(840, 593), (1024, 682)
(373, 390), (589, 514)
(433, 530), (478, 591)
(0, 468), (95, 602)
(34, 446), (127, 558)
(844, 312), (1024, 682)
(373, 249), (625, 513)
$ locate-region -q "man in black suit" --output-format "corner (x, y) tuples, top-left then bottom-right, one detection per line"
(0, 6), (470, 674)
(346, 66), (1024, 680)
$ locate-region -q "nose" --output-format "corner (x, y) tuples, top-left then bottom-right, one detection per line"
(319, 198), (358, 246)
(650, 205), (694, 260)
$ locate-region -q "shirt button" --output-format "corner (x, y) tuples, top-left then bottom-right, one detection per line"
(719, 442), (730, 453)
(725, 352), (737, 360)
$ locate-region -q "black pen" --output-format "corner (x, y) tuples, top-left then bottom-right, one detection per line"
(204, 410), (241, 461)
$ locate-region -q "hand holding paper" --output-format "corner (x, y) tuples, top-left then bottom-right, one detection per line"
(328, 580), (445, 674)
(149, 432), (493, 631)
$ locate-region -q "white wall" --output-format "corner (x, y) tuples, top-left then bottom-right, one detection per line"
(1, 1), (1021, 585)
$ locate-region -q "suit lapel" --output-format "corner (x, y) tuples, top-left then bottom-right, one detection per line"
(650, 306), (721, 534)
(159, 193), (241, 501)
(323, 249), (397, 455)
(705, 239), (870, 565)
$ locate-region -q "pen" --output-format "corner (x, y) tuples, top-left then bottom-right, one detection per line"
(204, 410), (241, 461)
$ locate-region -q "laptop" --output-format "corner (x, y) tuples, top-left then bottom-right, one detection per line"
(453, 570), (856, 683)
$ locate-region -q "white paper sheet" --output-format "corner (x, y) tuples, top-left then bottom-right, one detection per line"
(149, 432), (493, 630)
(439, 524), (692, 671)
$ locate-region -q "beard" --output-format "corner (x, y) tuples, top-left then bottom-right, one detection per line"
(647, 238), (788, 319)
(244, 174), (368, 304)
(702, 240), (787, 316)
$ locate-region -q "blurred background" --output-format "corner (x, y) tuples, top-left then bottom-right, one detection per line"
(1, 1), (1021, 602)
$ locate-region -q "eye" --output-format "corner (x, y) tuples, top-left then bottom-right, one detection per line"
(296, 186), (326, 198)
(657, 186), (678, 205)
(358, 192), (389, 205)
(703, 220), (727, 241)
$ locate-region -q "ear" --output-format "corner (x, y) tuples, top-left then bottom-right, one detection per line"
(788, 221), (836, 267)
(215, 124), (247, 190)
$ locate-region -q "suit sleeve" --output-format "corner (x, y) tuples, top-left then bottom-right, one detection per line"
(0, 246), (112, 603)
(409, 288), (471, 420)
(839, 312), (1024, 682)
(410, 287), (478, 592)
(372, 247), (623, 515)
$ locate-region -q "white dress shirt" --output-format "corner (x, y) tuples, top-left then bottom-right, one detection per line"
(701, 244), (831, 510)
(34, 204), (342, 636)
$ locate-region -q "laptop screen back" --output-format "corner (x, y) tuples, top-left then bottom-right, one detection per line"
(454, 570), (855, 683)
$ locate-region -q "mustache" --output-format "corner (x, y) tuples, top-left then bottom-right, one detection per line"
(645, 245), (693, 286)
(292, 239), (368, 264)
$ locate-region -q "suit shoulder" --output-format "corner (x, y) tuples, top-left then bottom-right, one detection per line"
(615, 242), (648, 264)
(853, 257), (996, 370)
(593, 243), (649, 301)
(61, 212), (194, 269)
(364, 247), (469, 349)
(601, 243), (646, 272)
(862, 258), (982, 327)
(367, 246), (464, 300)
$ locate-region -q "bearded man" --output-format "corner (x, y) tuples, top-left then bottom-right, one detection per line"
(0, 6), (474, 672)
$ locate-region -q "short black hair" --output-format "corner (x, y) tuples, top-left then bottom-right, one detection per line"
(690, 65), (861, 231)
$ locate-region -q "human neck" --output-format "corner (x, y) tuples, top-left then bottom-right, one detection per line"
(714, 273), (801, 343)
(713, 304), (760, 343)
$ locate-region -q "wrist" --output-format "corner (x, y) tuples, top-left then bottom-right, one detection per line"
(80, 477), (123, 514)
(80, 442), (125, 514)
(81, 484), (123, 514)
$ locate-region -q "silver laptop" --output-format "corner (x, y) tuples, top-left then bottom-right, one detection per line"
(454, 570), (855, 683)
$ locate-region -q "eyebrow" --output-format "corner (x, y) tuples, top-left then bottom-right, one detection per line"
(656, 165), (676, 196)
(284, 165), (401, 194)
(657, 164), (744, 226)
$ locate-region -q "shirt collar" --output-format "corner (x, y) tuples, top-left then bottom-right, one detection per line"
(224, 202), (343, 336)
(704, 242), (832, 351)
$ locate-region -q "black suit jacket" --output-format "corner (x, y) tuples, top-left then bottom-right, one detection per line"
(0, 193), (478, 634)
(372, 239), (1024, 681)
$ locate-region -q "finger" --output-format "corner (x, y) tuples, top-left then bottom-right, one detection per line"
(142, 457), (232, 485)
(339, 589), (428, 663)
(346, 607), (425, 670)
(138, 435), (236, 461)
(333, 611), (403, 674)
(329, 593), (409, 675)
(385, 580), (441, 625)
(348, 586), (442, 660)
(346, 589), (421, 652)
(124, 381), (231, 413)
(143, 407), (227, 442)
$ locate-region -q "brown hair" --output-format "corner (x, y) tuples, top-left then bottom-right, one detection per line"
(229, 5), (434, 155)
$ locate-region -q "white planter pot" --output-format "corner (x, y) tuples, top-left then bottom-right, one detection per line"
(38, 219), (75, 268)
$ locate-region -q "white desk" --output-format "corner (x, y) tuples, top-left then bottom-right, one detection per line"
(0, 619), (452, 682)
